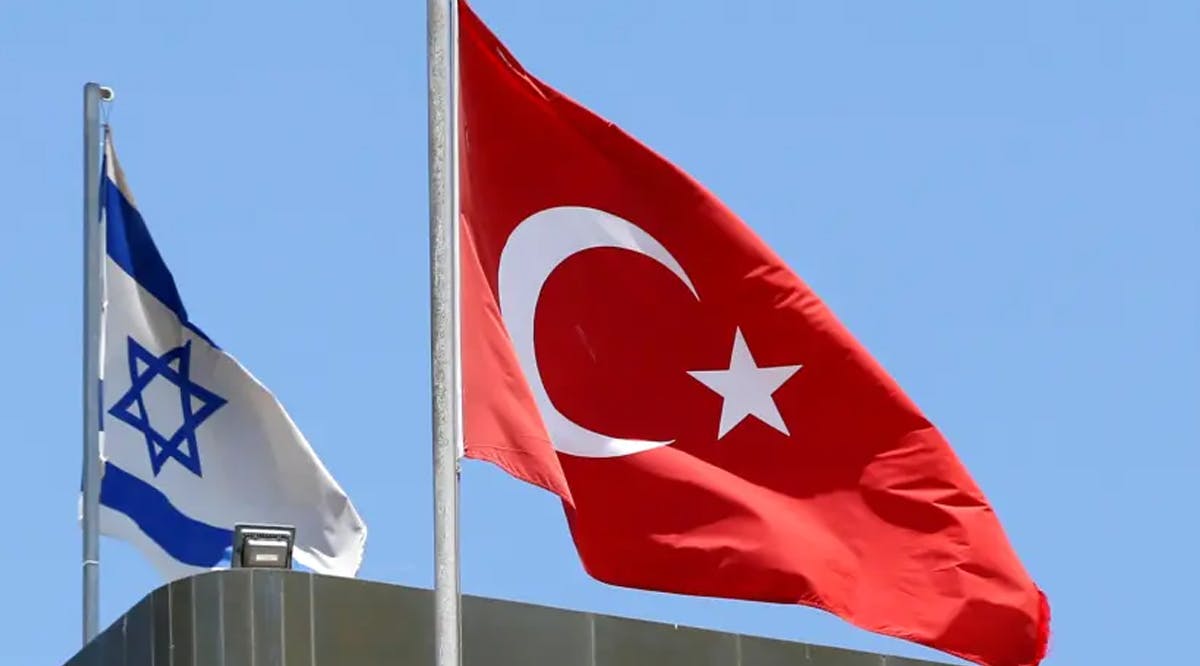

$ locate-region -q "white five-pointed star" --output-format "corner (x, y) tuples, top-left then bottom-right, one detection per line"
(687, 328), (802, 439)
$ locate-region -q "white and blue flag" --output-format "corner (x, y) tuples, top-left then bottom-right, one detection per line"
(97, 131), (366, 580)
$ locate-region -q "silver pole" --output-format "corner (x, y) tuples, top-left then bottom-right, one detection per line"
(427, 0), (462, 665)
(450, 0), (463, 460)
(81, 81), (111, 645)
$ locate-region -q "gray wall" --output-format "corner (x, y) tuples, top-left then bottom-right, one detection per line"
(65, 570), (949, 666)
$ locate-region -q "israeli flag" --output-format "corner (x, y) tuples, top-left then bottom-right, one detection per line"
(97, 131), (366, 580)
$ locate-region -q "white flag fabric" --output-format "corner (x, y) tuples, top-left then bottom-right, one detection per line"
(97, 132), (366, 580)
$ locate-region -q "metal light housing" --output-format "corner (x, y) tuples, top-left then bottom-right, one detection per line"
(232, 524), (296, 570)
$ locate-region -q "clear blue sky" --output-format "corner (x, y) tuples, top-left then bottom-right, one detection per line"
(2, 1), (1196, 664)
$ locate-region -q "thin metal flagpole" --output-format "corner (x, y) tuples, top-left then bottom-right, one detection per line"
(427, 0), (462, 665)
(81, 81), (112, 645)
(450, 0), (463, 463)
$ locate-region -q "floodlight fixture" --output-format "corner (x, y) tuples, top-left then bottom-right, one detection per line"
(232, 524), (296, 570)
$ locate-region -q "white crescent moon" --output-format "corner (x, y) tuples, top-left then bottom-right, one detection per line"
(498, 206), (699, 458)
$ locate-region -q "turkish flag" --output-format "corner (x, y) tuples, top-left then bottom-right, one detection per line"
(457, 3), (1049, 665)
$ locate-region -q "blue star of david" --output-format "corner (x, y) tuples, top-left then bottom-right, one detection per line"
(108, 337), (227, 477)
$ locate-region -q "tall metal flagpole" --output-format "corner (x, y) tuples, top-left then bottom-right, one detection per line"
(428, 0), (462, 665)
(81, 81), (112, 645)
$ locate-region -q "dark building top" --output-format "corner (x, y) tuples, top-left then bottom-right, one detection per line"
(66, 570), (951, 666)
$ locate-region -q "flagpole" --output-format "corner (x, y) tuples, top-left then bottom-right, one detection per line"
(427, 1), (462, 666)
(81, 81), (111, 645)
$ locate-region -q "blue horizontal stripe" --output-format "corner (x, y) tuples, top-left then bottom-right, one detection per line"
(100, 462), (232, 568)
(101, 161), (215, 347)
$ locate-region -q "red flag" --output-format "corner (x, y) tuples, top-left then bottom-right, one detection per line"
(458, 3), (1049, 665)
